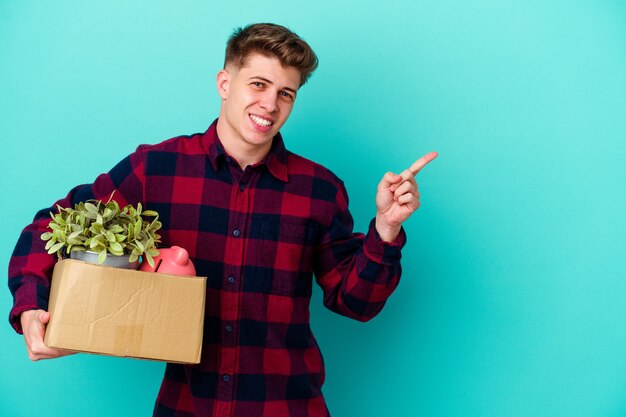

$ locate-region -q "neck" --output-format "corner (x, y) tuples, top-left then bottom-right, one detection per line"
(215, 118), (271, 169)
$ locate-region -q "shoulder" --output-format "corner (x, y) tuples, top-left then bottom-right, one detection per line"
(135, 132), (206, 155)
(122, 132), (208, 178)
(284, 151), (346, 203)
(286, 151), (344, 185)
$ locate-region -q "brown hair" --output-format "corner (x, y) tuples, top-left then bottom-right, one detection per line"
(224, 23), (319, 86)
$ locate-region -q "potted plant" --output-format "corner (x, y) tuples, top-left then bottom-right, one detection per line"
(41, 193), (162, 269)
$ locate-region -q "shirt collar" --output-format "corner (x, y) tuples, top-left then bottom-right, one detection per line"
(203, 119), (289, 183)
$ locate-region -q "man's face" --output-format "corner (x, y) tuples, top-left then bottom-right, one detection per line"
(216, 53), (301, 158)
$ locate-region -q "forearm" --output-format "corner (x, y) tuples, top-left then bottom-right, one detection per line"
(315, 219), (406, 322)
(375, 214), (402, 243)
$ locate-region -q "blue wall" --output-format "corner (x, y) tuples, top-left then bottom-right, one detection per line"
(2, 1), (625, 416)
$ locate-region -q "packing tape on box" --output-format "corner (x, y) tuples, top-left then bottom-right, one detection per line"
(114, 325), (143, 356)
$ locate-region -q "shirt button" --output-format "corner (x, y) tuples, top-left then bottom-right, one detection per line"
(227, 276), (235, 284)
(225, 324), (233, 332)
(223, 374), (231, 382)
(239, 183), (245, 191)
(232, 228), (241, 237)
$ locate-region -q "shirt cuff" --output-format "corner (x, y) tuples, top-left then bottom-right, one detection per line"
(363, 218), (406, 266)
(9, 277), (50, 334)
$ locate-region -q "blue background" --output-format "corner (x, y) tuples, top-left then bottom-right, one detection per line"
(2, 1), (625, 416)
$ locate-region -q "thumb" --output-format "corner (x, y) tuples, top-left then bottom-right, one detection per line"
(378, 172), (402, 191)
(37, 310), (51, 325)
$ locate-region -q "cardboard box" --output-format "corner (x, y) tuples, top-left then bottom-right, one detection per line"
(44, 259), (206, 364)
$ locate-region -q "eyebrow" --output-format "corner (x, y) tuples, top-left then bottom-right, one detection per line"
(248, 76), (298, 95)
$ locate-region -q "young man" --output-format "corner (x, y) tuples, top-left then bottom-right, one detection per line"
(9, 23), (437, 416)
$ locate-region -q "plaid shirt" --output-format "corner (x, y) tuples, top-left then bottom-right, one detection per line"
(9, 120), (405, 417)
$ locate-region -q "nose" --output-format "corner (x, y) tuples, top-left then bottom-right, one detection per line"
(259, 90), (278, 113)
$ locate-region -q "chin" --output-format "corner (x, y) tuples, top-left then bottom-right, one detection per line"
(247, 129), (276, 143)
(250, 137), (274, 147)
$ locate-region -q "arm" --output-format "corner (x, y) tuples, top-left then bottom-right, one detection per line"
(8, 147), (147, 358)
(313, 184), (406, 322)
(313, 152), (437, 322)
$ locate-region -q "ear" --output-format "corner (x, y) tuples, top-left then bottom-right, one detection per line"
(216, 69), (230, 100)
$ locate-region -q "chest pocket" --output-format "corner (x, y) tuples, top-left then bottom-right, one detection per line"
(260, 218), (317, 296)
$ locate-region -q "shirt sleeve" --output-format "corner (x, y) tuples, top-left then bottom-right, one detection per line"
(7, 146), (147, 334)
(313, 181), (406, 322)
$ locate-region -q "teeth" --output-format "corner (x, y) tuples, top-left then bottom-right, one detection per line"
(250, 115), (272, 127)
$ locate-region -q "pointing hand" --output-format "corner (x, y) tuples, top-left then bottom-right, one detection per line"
(375, 152), (438, 242)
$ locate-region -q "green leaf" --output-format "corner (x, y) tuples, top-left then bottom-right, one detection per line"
(48, 242), (64, 255)
(145, 252), (155, 267)
(85, 202), (99, 213)
(149, 219), (162, 231)
(68, 237), (83, 245)
(134, 219), (141, 236)
(129, 253), (139, 263)
(98, 250), (107, 264)
(109, 225), (124, 234)
(68, 231), (82, 240)
(105, 231), (115, 242)
(142, 210), (158, 217)
(41, 232), (53, 241)
(109, 242), (124, 255)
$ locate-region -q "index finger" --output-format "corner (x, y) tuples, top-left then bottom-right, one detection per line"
(407, 151), (438, 176)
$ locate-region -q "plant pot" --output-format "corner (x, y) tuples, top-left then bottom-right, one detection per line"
(70, 250), (139, 270)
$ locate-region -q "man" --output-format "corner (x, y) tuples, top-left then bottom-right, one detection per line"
(9, 23), (437, 416)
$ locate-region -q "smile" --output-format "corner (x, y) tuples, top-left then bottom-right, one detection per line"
(250, 114), (273, 128)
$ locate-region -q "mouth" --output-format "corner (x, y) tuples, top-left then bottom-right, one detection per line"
(249, 114), (274, 128)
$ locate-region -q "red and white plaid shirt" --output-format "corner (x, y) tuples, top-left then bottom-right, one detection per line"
(9, 120), (406, 417)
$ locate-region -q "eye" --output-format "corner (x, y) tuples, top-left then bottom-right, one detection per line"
(251, 81), (264, 88)
(279, 91), (294, 101)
